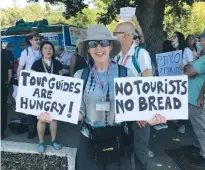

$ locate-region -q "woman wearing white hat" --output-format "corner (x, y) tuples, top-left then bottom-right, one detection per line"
(74, 24), (167, 170)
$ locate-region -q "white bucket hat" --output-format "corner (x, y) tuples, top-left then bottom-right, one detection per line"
(76, 24), (121, 57)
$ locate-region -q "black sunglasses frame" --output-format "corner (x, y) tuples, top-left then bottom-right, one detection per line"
(133, 36), (140, 40)
(87, 40), (111, 48)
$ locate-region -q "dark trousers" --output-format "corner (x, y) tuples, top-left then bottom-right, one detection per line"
(75, 134), (132, 170)
(28, 115), (37, 132)
(1, 85), (9, 134)
(132, 123), (151, 170)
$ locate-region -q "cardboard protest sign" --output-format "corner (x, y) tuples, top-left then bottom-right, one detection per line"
(120, 7), (136, 21)
(16, 71), (83, 124)
(114, 76), (188, 122)
(156, 50), (183, 76)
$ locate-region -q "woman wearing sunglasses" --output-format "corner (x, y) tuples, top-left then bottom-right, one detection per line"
(73, 24), (167, 170)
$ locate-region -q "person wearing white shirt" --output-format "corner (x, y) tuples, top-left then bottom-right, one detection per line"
(182, 35), (198, 67)
(17, 31), (42, 139)
(55, 46), (72, 76)
(114, 22), (153, 170)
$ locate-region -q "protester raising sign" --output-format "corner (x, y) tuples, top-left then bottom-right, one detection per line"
(114, 76), (188, 122)
(16, 71), (83, 124)
(156, 50), (183, 76)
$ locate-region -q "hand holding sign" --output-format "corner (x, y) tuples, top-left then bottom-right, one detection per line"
(137, 114), (167, 128)
(131, 15), (139, 26)
(148, 114), (167, 126)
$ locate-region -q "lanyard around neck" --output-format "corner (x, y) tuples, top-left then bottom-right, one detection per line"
(93, 62), (112, 93)
(42, 59), (53, 74)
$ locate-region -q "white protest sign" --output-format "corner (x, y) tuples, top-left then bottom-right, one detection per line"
(69, 27), (86, 46)
(156, 50), (183, 76)
(43, 33), (59, 46)
(114, 76), (188, 122)
(16, 71), (83, 124)
(65, 46), (76, 53)
(120, 7), (136, 21)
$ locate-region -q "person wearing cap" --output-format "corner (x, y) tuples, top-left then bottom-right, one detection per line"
(17, 31), (43, 139)
(40, 24), (167, 169)
(183, 33), (205, 167)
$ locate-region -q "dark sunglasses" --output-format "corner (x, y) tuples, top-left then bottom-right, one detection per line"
(113, 32), (125, 36)
(87, 40), (111, 48)
(133, 36), (140, 40)
(34, 38), (41, 41)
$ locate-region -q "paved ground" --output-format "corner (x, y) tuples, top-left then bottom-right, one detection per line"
(2, 94), (196, 170)
(1, 152), (68, 170)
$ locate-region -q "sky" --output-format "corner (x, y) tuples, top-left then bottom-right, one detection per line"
(0, 0), (92, 9)
(0, 0), (45, 9)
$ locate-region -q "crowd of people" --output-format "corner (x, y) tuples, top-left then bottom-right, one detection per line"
(1, 15), (205, 170)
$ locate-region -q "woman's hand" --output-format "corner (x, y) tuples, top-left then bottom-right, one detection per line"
(148, 114), (167, 126)
(197, 94), (204, 108)
(131, 15), (138, 23)
(37, 112), (52, 123)
(78, 112), (83, 121)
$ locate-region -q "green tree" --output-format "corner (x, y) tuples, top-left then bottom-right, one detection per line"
(164, 2), (205, 37)
(43, 0), (205, 58)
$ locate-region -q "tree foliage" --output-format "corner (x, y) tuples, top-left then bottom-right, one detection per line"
(164, 2), (205, 37)
(2, 0), (205, 57)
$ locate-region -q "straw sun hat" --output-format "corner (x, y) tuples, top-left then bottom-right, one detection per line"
(25, 31), (43, 46)
(76, 24), (121, 57)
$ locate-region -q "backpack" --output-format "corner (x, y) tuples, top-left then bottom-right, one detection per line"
(8, 117), (29, 134)
(132, 47), (156, 76)
(81, 64), (134, 155)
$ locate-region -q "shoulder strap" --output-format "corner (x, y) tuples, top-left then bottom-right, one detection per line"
(26, 48), (29, 56)
(116, 55), (121, 64)
(132, 47), (141, 73)
(81, 67), (90, 91)
(118, 65), (127, 77)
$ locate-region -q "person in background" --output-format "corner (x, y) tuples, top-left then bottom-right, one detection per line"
(199, 33), (205, 56)
(17, 31), (43, 139)
(1, 45), (13, 139)
(152, 31), (173, 131)
(184, 39), (205, 167)
(114, 22), (154, 169)
(31, 41), (62, 153)
(69, 47), (89, 77)
(131, 16), (145, 48)
(5, 43), (17, 110)
(185, 35), (198, 61)
(55, 45), (71, 76)
(171, 31), (190, 134)
(163, 31), (175, 52)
